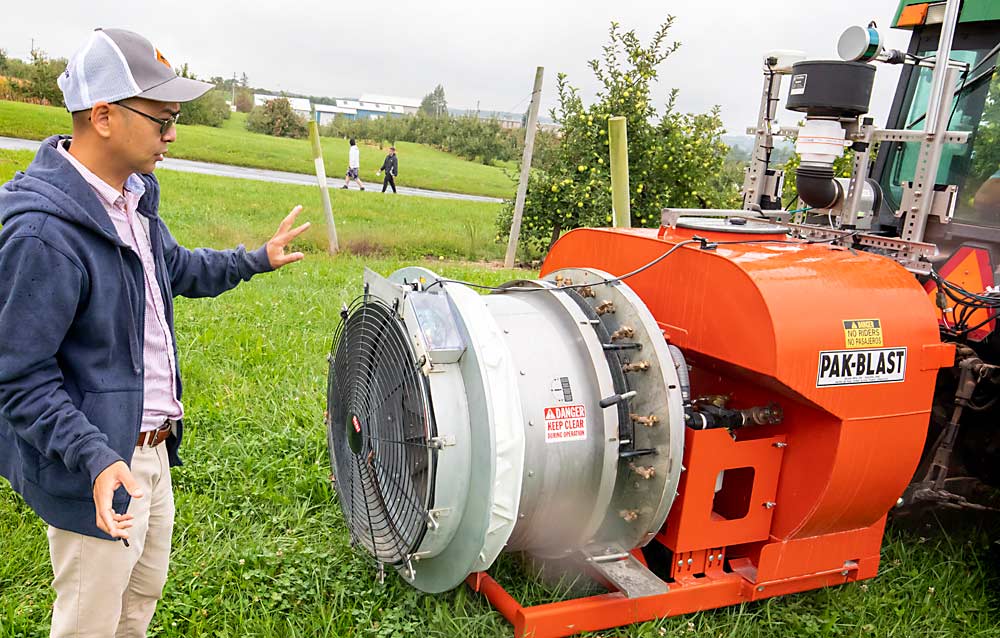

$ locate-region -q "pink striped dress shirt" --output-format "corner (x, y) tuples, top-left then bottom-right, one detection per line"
(58, 141), (183, 433)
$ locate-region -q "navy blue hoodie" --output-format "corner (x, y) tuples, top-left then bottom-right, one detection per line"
(0, 135), (273, 539)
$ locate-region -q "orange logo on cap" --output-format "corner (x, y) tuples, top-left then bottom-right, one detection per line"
(155, 48), (171, 69)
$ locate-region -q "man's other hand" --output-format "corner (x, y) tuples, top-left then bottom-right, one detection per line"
(266, 205), (312, 269)
(93, 461), (142, 539)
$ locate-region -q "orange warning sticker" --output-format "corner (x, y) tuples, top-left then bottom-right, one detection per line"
(544, 404), (587, 443)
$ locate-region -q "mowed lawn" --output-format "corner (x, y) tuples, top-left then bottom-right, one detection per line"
(0, 148), (998, 636)
(0, 101), (517, 199)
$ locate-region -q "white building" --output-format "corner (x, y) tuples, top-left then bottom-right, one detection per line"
(497, 117), (522, 130)
(250, 92), (420, 123)
(359, 93), (422, 115)
(335, 98), (405, 120)
(314, 102), (357, 125)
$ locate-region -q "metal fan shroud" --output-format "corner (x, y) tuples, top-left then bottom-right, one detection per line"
(327, 293), (436, 566)
(326, 266), (684, 593)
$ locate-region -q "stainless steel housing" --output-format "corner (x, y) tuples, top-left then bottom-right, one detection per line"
(327, 267), (685, 593)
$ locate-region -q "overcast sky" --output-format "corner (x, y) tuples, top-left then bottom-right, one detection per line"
(3, 0), (914, 134)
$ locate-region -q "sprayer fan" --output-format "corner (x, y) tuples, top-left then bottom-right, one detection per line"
(327, 294), (437, 565)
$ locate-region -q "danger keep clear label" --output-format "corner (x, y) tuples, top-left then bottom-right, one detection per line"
(544, 404), (587, 443)
(817, 347), (907, 387)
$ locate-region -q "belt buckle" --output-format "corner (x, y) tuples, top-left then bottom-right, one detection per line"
(156, 419), (174, 446)
(146, 419), (173, 448)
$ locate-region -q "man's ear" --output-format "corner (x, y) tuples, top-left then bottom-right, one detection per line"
(89, 102), (114, 139)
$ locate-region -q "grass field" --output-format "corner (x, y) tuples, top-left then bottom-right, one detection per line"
(0, 101), (517, 199)
(0, 147), (998, 637)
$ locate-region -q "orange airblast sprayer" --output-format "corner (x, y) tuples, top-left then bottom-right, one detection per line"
(325, 12), (967, 638)
(326, 222), (951, 637)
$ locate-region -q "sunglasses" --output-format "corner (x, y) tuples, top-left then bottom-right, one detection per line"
(113, 102), (180, 136)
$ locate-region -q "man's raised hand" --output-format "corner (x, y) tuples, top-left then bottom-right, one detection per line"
(266, 205), (311, 269)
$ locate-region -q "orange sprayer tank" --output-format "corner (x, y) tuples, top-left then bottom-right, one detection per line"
(542, 226), (952, 543)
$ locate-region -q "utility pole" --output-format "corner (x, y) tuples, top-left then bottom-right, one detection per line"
(232, 72), (237, 107)
(504, 66), (544, 269)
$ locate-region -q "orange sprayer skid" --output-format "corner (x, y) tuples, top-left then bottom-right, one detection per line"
(467, 225), (954, 638)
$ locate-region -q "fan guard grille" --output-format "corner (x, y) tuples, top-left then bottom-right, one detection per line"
(327, 295), (437, 565)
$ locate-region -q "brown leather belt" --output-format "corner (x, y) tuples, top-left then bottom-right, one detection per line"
(136, 421), (174, 448)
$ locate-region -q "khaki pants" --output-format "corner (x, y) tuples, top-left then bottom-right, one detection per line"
(48, 442), (175, 638)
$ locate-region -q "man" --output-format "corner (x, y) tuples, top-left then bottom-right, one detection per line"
(341, 137), (365, 190)
(0, 28), (310, 637)
(377, 146), (399, 194)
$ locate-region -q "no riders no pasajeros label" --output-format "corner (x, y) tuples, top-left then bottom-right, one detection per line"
(842, 318), (883, 348)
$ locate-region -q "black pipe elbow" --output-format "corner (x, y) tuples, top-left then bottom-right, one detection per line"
(796, 164), (843, 209)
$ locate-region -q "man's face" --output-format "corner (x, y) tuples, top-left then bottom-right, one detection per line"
(108, 98), (180, 174)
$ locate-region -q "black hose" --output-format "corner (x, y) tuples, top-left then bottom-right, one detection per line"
(796, 164), (843, 210)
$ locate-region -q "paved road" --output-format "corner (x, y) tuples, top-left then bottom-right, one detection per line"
(0, 136), (505, 204)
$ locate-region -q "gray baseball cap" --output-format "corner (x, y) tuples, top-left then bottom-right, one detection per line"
(58, 28), (213, 112)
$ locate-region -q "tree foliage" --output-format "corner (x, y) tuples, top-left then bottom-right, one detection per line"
(167, 65), (230, 127)
(0, 49), (67, 106)
(183, 89), (231, 127)
(25, 50), (66, 106)
(234, 88), (254, 113)
(247, 98), (308, 138)
(207, 73), (253, 112)
(420, 84), (448, 117)
(323, 112), (558, 166)
(175, 62), (194, 80)
(208, 73), (248, 92)
(970, 71), (1000, 193)
(495, 19), (735, 254)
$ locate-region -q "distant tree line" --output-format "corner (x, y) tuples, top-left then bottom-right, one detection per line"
(420, 84), (448, 117)
(0, 49), (67, 106)
(207, 73), (255, 113)
(0, 50), (234, 128)
(321, 82), (560, 166)
(170, 64), (230, 127)
(323, 112), (559, 166)
(0, 51), (558, 165)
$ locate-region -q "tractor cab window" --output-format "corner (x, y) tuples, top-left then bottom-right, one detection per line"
(878, 30), (1000, 227)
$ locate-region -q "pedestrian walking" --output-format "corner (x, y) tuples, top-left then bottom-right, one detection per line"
(377, 146), (398, 193)
(341, 138), (365, 190)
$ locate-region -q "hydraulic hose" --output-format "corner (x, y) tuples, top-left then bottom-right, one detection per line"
(667, 344), (690, 403)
